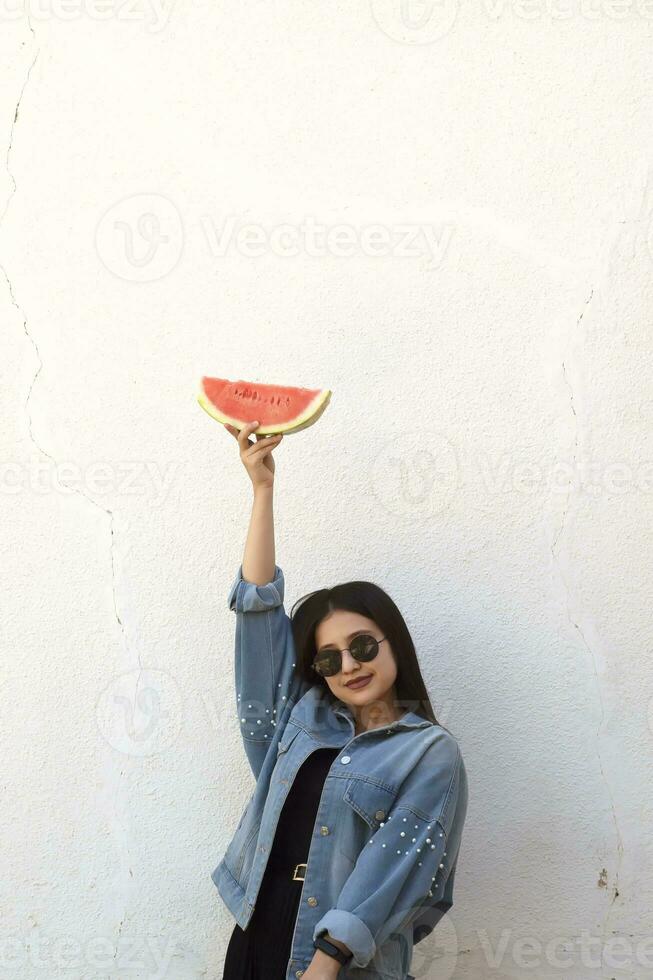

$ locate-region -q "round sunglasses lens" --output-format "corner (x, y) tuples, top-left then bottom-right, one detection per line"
(350, 635), (378, 660)
(315, 653), (338, 677)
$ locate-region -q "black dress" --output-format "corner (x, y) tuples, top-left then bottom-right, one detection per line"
(222, 746), (341, 979)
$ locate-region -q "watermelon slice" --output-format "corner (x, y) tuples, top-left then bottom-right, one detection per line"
(197, 376), (332, 435)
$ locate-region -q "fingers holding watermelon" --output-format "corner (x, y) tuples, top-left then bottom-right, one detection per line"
(225, 420), (283, 490)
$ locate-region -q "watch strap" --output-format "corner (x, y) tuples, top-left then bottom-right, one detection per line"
(313, 934), (352, 964)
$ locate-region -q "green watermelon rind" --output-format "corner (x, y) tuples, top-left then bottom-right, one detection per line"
(197, 380), (332, 435)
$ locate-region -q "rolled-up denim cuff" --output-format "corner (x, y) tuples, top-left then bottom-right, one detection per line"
(227, 563), (284, 612)
(313, 909), (375, 969)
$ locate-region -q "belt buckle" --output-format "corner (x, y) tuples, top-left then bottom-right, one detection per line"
(292, 862), (307, 881)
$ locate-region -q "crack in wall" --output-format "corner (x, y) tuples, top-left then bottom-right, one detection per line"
(550, 286), (625, 965)
(1, 21), (143, 944)
(2, 52), (142, 679)
(0, 42), (38, 227)
(26, 5), (35, 39)
(550, 287), (593, 560)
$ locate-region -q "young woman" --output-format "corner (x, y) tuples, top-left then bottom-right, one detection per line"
(214, 420), (468, 980)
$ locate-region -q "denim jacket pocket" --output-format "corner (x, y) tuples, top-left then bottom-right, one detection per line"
(222, 799), (261, 883)
(338, 776), (400, 865)
(342, 777), (399, 830)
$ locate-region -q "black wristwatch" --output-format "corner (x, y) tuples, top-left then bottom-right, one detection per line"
(313, 934), (353, 964)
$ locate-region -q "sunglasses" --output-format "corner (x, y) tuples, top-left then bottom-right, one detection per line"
(311, 634), (388, 678)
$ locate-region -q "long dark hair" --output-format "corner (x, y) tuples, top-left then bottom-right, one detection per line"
(289, 577), (444, 728)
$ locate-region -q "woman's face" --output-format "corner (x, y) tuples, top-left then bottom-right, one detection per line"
(314, 608), (399, 712)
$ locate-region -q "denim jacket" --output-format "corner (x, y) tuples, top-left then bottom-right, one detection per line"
(211, 564), (468, 980)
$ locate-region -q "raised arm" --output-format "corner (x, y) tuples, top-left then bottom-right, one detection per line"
(224, 420), (311, 778)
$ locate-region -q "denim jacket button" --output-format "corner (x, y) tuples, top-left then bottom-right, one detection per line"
(320, 825), (330, 835)
(375, 810), (385, 820)
(307, 896), (318, 906)
(295, 971), (304, 978)
(340, 755), (351, 764)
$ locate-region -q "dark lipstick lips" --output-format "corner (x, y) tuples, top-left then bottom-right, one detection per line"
(345, 674), (372, 688)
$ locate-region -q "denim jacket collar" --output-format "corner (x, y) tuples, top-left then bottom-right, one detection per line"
(332, 699), (434, 732)
(298, 683), (434, 737)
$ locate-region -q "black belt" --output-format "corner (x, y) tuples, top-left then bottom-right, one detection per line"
(265, 857), (308, 881)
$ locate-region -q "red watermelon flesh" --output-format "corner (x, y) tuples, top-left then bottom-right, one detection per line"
(197, 376), (332, 435)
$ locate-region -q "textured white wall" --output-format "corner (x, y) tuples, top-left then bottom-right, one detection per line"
(2, 3), (653, 978)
